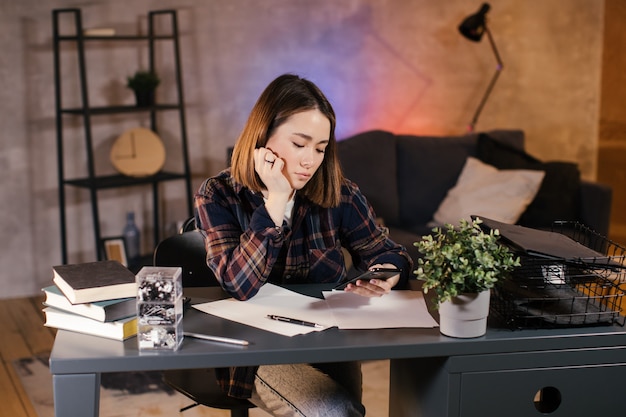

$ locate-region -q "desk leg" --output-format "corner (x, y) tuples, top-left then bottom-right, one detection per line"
(389, 357), (450, 417)
(53, 373), (101, 417)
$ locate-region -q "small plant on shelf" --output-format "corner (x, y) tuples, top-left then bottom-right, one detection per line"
(126, 71), (160, 106)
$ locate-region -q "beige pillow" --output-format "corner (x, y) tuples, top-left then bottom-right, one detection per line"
(431, 157), (545, 227)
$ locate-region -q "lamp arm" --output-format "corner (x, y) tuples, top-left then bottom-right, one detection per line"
(468, 26), (504, 132)
(486, 26), (503, 69)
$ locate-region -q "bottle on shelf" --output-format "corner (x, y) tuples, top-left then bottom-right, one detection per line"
(123, 211), (141, 266)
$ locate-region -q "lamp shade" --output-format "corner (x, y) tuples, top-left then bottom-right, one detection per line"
(457, 2), (502, 132)
(459, 3), (491, 42)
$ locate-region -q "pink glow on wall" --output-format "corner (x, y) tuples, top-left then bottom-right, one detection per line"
(257, 4), (442, 141)
(308, 28), (435, 139)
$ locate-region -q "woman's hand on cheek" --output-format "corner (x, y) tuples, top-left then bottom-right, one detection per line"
(254, 148), (290, 195)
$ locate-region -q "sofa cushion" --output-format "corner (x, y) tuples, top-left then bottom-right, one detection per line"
(477, 134), (582, 228)
(387, 226), (427, 265)
(397, 134), (478, 229)
(431, 157), (545, 226)
(395, 129), (526, 230)
(480, 129), (525, 150)
(337, 130), (399, 225)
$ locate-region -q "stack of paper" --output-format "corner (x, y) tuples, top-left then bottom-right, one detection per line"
(193, 284), (438, 336)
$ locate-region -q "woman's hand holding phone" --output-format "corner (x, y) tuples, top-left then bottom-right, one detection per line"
(339, 264), (401, 297)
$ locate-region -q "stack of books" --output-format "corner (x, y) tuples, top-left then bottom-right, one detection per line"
(43, 260), (138, 340)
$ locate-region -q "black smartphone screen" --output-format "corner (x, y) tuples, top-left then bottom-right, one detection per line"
(333, 268), (401, 290)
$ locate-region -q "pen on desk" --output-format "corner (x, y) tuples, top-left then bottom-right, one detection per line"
(183, 332), (250, 346)
(267, 314), (325, 328)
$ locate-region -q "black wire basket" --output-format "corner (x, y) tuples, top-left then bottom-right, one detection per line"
(490, 222), (626, 329)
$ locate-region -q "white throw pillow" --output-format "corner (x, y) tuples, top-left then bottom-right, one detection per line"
(430, 157), (545, 227)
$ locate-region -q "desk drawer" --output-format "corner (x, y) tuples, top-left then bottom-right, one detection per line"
(389, 348), (626, 417)
(449, 347), (626, 417)
(458, 364), (626, 417)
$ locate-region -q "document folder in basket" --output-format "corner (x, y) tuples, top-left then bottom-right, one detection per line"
(476, 216), (618, 266)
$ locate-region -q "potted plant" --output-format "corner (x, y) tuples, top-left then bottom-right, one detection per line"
(414, 217), (520, 338)
(126, 71), (160, 107)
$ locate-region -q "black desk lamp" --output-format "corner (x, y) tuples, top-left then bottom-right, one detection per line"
(459, 3), (503, 132)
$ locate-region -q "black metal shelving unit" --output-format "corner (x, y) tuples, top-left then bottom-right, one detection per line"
(52, 8), (193, 265)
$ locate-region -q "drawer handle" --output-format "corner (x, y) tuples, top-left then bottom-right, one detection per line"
(534, 386), (561, 413)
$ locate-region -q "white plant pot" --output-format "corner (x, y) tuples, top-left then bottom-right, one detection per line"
(438, 290), (490, 338)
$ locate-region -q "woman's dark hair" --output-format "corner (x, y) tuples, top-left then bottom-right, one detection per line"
(231, 74), (343, 207)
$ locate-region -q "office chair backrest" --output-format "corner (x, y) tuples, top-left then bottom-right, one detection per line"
(179, 216), (197, 233)
(154, 228), (255, 416)
(153, 230), (219, 287)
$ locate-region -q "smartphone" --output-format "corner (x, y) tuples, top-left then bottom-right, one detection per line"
(333, 267), (401, 290)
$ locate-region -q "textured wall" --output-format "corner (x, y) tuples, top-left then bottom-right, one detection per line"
(600, 0), (626, 245)
(0, 0), (605, 298)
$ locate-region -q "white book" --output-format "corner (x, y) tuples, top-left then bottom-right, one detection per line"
(43, 307), (137, 341)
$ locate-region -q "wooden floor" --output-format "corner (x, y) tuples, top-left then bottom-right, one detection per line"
(0, 294), (55, 417)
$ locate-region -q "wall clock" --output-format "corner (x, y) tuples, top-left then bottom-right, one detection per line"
(110, 127), (166, 177)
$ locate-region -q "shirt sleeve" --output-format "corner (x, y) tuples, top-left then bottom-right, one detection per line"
(194, 176), (286, 300)
(339, 180), (413, 287)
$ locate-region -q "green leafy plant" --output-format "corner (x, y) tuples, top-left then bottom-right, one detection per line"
(414, 217), (520, 307)
(126, 71), (160, 92)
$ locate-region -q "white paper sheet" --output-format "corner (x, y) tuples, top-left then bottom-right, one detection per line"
(193, 284), (439, 336)
(321, 290), (439, 329)
(193, 284), (335, 336)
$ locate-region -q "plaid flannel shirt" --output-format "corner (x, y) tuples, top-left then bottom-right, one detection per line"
(194, 169), (412, 398)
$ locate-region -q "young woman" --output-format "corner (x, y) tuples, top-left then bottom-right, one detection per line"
(194, 73), (412, 416)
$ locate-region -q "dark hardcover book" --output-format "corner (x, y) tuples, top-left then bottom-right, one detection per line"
(42, 285), (135, 322)
(43, 307), (137, 341)
(52, 260), (137, 304)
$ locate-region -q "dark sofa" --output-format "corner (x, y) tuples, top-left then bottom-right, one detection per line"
(337, 129), (613, 263)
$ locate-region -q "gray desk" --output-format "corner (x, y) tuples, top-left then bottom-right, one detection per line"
(50, 285), (626, 417)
